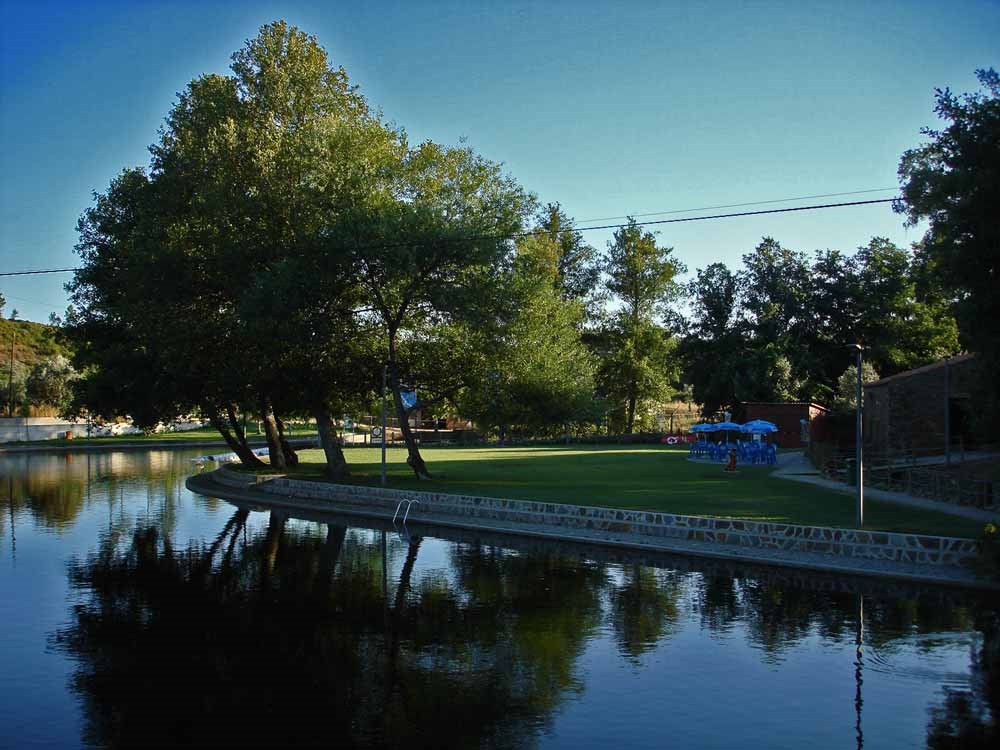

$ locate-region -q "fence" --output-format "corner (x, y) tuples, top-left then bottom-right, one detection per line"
(809, 446), (998, 510)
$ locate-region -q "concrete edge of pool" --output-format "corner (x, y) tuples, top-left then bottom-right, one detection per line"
(185, 468), (999, 591)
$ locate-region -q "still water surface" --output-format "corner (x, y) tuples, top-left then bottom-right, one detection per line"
(1, 449), (996, 749)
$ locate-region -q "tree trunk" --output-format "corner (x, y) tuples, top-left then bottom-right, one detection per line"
(260, 396), (286, 470)
(313, 524), (347, 597)
(222, 508), (250, 567)
(275, 417), (299, 467)
(385, 536), (422, 706)
(387, 339), (431, 480)
(194, 507), (245, 578)
(626, 393), (637, 435)
(224, 404), (265, 465)
(314, 406), (349, 480)
(262, 510), (286, 577)
(207, 407), (264, 467)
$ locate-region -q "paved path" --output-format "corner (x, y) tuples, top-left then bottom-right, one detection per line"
(773, 451), (999, 523)
(187, 472), (998, 590)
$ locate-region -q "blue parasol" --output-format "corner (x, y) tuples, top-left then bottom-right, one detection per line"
(710, 421), (743, 444)
(710, 421), (743, 432)
(740, 419), (778, 434)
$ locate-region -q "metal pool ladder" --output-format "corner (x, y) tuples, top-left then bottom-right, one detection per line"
(392, 498), (420, 525)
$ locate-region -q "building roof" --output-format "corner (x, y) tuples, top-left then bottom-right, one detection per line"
(743, 401), (829, 412)
(864, 353), (976, 389)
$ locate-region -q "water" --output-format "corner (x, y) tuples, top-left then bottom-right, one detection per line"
(1, 449), (996, 749)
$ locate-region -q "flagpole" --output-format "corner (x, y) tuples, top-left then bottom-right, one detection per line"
(381, 364), (387, 486)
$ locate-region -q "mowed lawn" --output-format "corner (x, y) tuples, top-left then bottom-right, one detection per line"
(278, 445), (986, 538)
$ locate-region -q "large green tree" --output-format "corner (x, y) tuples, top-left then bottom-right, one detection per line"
(67, 22), (386, 472)
(336, 141), (534, 478)
(458, 230), (599, 440)
(896, 68), (1000, 409)
(679, 262), (746, 415)
(535, 203), (602, 318)
(599, 219), (684, 433)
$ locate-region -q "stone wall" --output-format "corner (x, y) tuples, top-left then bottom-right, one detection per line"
(0, 417), (208, 444)
(239, 469), (980, 568)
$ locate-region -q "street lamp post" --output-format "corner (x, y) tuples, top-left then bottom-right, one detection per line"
(381, 364), (387, 487)
(849, 343), (864, 528)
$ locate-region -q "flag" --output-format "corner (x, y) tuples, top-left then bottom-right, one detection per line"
(400, 390), (417, 410)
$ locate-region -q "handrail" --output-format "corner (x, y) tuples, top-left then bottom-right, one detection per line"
(392, 497), (420, 525)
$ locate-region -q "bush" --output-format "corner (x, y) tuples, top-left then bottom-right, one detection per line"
(977, 522), (1000, 577)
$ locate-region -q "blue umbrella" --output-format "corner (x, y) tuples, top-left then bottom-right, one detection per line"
(689, 423), (714, 433)
(710, 421), (743, 444)
(740, 420), (778, 434)
(710, 421), (743, 431)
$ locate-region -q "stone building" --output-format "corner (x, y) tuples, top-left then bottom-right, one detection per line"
(863, 353), (977, 457)
(741, 402), (829, 448)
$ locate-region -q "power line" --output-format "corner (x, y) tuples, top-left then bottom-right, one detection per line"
(533, 197), (896, 237)
(0, 196), (898, 278)
(574, 187), (899, 226)
(0, 267), (77, 278)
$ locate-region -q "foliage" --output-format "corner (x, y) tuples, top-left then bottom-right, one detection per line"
(535, 203), (603, 318)
(832, 360), (880, 414)
(65, 21), (540, 477)
(0, 318), (74, 415)
(599, 219), (685, 433)
(976, 522), (1000, 579)
(896, 68), (1000, 421)
(458, 230), (599, 438)
(680, 235), (959, 415)
(331, 136), (535, 477)
(25, 355), (78, 413)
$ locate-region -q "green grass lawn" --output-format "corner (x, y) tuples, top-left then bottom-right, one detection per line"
(270, 445), (987, 539)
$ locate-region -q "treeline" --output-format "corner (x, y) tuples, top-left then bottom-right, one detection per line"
(681, 236), (958, 416)
(63, 22), (997, 477)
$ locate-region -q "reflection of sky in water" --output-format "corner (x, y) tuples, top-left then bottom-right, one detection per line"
(0, 449), (995, 749)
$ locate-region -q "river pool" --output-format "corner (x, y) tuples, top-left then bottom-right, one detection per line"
(1, 448), (996, 748)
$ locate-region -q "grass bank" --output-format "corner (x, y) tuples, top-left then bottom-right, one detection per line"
(259, 445), (985, 538)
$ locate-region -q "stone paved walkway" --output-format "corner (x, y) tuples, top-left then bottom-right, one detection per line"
(772, 451), (999, 523)
(186, 472), (997, 590)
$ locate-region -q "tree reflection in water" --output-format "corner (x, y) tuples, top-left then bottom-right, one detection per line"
(49, 504), (999, 748)
(925, 614), (999, 749)
(53, 510), (612, 748)
(0, 451), (212, 537)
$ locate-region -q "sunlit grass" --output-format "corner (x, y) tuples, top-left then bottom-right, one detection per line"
(271, 445), (984, 538)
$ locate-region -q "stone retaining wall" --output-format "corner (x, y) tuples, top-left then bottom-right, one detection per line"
(231, 467), (980, 568)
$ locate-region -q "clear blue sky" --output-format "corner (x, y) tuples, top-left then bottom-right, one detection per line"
(1, 0), (997, 322)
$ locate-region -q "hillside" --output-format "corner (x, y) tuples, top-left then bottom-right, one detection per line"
(0, 317), (73, 382)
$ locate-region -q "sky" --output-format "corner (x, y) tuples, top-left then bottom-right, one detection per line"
(1, 0), (998, 323)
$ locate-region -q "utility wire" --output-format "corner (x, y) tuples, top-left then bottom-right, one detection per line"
(0, 267), (77, 278)
(574, 187), (899, 226)
(0, 196), (897, 278)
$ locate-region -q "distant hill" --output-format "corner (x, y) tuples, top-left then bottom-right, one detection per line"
(0, 317), (73, 380)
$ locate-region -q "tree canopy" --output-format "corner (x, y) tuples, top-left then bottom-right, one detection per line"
(896, 67), (1000, 416)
